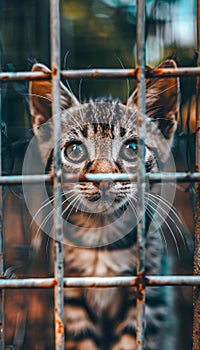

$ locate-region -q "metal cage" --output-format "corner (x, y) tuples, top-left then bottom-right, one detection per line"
(0, 0), (200, 349)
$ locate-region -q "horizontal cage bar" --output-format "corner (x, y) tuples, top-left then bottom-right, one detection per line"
(1, 172), (200, 185)
(0, 67), (200, 82)
(0, 276), (199, 289)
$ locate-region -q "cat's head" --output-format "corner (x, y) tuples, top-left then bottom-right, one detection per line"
(29, 60), (179, 217)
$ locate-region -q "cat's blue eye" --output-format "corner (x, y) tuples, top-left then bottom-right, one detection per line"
(64, 142), (88, 163)
(120, 140), (138, 162)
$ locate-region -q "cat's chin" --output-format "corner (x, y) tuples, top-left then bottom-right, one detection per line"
(80, 197), (128, 215)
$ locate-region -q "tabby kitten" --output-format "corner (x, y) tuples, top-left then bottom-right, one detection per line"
(29, 59), (179, 350)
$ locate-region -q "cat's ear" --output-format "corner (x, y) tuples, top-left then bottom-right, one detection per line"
(29, 63), (79, 130)
(127, 59), (179, 140)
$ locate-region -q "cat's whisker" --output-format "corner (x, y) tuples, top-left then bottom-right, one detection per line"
(30, 195), (55, 227)
(32, 207), (55, 248)
(116, 56), (130, 103)
(127, 195), (169, 254)
(145, 198), (180, 257)
(128, 194), (169, 255)
(30, 190), (75, 227)
(144, 204), (169, 255)
(147, 83), (177, 100)
(65, 195), (83, 220)
(75, 195), (84, 213)
(147, 193), (187, 249)
(61, 191), (80, 207)
(26, 93), (52, 104)
(32, 191), (79, 246)
(29, 93), (66, 113)
(78, 79), (82, 103)
(63, 50), (77, 102)
(148, 192), (182, 224)
(83, 210), (93, 226)
(127, 197), (137, 218)
(64, 109), (84, 129)
(62, 194), (82, 219)
(78, 79), (85, 122)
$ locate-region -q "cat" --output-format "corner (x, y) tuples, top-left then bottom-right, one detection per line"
(29, 59), (180, 350)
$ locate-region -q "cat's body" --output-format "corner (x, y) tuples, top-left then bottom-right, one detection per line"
(29, 59), (180, 350)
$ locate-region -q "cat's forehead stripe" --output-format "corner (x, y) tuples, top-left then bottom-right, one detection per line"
(80, 123), (123, 139)
(63, 101), (137, 139)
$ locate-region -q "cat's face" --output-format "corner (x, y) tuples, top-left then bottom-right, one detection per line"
(59, 100), (156, 214)
(29, 60), (179, 219)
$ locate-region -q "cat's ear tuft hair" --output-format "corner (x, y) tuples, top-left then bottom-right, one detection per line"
(127, 59), (180, 141)
(29, 63), (79, 131)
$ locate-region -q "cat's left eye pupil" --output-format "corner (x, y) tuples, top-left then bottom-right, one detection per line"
(64, 142), (87, 163)
(127, 143), (137, 151)
(71, 144), (82, 155)
(120, 141), (138, 162)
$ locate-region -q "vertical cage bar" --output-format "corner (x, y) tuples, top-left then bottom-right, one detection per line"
(193, 0), (200, 348)
(0, 53), (4, 350)
(136, 0), (146, 349)
(50, 0), (64, 349)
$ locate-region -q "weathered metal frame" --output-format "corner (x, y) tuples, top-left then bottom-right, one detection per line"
(0, 275), (199, 289)
(1, 67), (200, 81)
(50, 0), (65, 348)
(0, 172), (199, 185)
(0, 0), (199, 349)
(193, 0), (200, 349)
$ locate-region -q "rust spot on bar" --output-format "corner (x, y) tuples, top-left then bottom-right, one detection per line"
(56, 316), (64, 335)
(40, 278), (57, 288)
(136, 340), (141, 347)
(52, 63), (58, 76)
(196, 126), (200, 133)
(195, 164), (200, 172)
(126, 69), (137, 78)
(135, 274), (146, 300)
(147, 67), (163, 77)
(135, 66), (141, 81)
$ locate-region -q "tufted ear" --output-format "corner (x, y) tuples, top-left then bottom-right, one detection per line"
(29, 63), (79, 133)
(127, 59), (180, 142)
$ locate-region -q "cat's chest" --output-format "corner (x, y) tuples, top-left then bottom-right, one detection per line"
(64, 245), (137, 276)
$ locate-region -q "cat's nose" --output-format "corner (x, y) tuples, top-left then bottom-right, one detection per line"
(98, 181), (112, 193)
(86, 158), (121, 174)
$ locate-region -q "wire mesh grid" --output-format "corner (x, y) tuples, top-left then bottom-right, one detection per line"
(0, 0), (199, 349)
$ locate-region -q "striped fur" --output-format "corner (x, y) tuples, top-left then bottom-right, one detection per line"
(30, 60), (179, 349)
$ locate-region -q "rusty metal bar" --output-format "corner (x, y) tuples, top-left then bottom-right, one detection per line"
(0, 172), (200, 185)
(193, 0), (200, 348)
(0, 71), (51, 81)
(0, 60), (4, 349)
(0, 276), (200, 289)
(1, 67), (200, 81)
(62, 172), (200, 183)
(50, 0), (64, 349)
(136, 0), (146, 349)
(61, 67), (200, 79)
